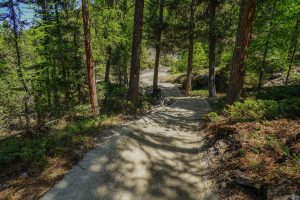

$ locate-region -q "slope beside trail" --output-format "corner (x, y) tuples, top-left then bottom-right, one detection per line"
(42, 70), (219, 200)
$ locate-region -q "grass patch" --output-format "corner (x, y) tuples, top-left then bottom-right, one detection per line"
(0, 115), (120, 173)
(203, 119), (300, 196)
(189, 89), (209, 97)
(204, 85), (300, 197)
(0, 114), (123, 199)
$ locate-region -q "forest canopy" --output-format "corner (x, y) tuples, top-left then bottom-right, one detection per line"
(0, 0), (299, 134)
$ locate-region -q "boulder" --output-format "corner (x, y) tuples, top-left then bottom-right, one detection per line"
(267, 179), (295, 200)
(176, 69), (229, 92)
(234, 174), (256, 188)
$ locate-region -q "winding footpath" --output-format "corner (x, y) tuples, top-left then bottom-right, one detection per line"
(42, 70), (219, 200)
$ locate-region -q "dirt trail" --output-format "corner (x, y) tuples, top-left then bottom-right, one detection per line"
(41, 70), (219, 200)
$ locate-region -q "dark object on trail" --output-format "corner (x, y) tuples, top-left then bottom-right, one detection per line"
(70, 150), (83, 165)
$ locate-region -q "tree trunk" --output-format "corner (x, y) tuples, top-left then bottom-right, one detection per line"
(128, 0), (144, 108)
(186, 0), (195, 96)
(227, 0), (256, 104)
(9, 0), (30, 128)
(104, 0), (114, 83)
(82, 0), (99, 115)
(258, 0), (277, 89)
(153, 0), (164, 93)
(285, 19), (300, 85)
(105, 47), (112, 83)
(208, 0), (217, 97)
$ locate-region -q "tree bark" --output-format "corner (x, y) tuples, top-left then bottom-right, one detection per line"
(104, 0), (114, 83)
(285, 19), (300, 85)
(128, 0), (144, 108)
(208, 0), (217, 97)
(153, 0), (164, 93)
(82, 0), (99, 115)
(258, 0), (277, 89)
(227, 0), (256, 104)
(105, 47), (112, 83)
(186, 0), (195, 96)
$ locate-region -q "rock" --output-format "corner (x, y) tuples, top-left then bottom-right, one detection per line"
(20, 172), (28, 178)
(175, 69), (229, 92)
(224, 171), (233, 182)
(267, 179), (294, 200)
(292, 142), (300, 154)
(164, 98), (175, 106)
(219, 182), (227, 189)
(215, 139), (230, 154)
(268, 72), (283, 81)
(208, 146), (218, 155)
(272, 194), (300, 200)
(234, 174), (256, 188)
(230, 169), (242, 176)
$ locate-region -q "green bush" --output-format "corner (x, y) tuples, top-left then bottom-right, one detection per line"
(0, 114), (111, 171)
(204, 112), (221, 123)
(100, 83), (128, 113)
(0, 137), (48, 170)
(256, 85), (300, 100)
(225, 98), (300, 122)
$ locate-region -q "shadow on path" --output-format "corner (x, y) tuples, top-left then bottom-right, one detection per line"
(41, 86), (218, 200)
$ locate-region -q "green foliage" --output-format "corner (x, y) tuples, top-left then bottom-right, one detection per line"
(160, 54), (178, 70)
(225, 98), (300, 122)
(0, 136), (48, 170)
(256, 85), (300, 100)
(246, 0), (300, 84)
(190, 89), (209, 97)
(99, 83), (128, 113)
(174, 42), (208, 72)
(203, 112), (221, 123)
(0, 114), (113, 171)
(98, 83), (152, 114)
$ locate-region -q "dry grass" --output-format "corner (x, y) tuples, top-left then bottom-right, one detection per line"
(203, 119), (300, 198)
(0, 158), (69, 200)
(0, 115), (125, 200)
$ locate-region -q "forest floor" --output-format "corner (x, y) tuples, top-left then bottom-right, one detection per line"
(41, 71), (220, 200)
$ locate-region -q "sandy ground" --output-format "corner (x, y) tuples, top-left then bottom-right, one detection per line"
(41, 69), (219, 200)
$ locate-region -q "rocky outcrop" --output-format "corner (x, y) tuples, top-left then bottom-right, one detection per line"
(174, 69), (229, 92)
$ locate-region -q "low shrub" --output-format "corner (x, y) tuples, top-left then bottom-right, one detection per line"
(256, 85), (300, 100)
(203, 112), (222, 123)
(225, 98), (300, 122)
(0, 114), (116, 172)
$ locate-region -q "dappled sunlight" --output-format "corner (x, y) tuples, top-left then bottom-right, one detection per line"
(41, 92), (218, 200)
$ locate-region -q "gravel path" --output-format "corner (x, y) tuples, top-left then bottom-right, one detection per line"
(41, 70), (219, 200)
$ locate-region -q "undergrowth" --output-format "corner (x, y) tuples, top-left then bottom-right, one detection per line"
(204, 85), (300, 197)
(0, 115), (120, 173)
(0, 83), (153, 175)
